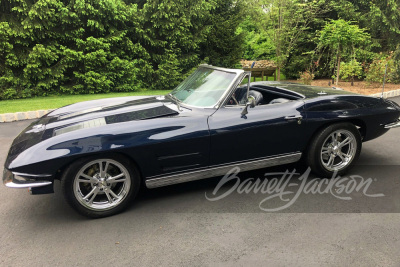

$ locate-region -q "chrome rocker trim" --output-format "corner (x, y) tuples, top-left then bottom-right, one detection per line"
(145, 152), (302, 189)
(384, 120), (400, 129)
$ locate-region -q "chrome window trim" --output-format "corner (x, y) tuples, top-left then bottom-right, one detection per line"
(218, 72), (252, 108)
(145, 152), (302, 188)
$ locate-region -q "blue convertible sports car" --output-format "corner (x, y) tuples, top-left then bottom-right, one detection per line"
(3, 64), (400, 217)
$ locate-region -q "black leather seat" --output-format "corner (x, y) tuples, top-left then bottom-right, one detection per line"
(229, 87), (264, 105)
(248, 90), (263, 105)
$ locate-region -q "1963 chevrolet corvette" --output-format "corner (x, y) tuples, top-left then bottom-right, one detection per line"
(3, 64), (400, 217)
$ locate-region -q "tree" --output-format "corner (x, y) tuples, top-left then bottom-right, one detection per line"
(391, 46), (400, 83)
(1, 0), (248, 99)
(241, 0), (399, 80)
(326, 0), (399, 51)
(200, 0), (245, 68)
(371, 0), (400, 34)
(317, 19), (370, 85)
(340, 60), (363, 86)
(248, 0), (329, 80)
(0, 0), (149, 99)
(238, 16), (276, 61)
(138, 0), (213, 90)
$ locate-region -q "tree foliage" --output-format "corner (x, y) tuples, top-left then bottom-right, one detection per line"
(365, 53), (396, 84)
(340, 60), (362, 85)
(242, 0), (400, 81)
(391, 46), (400, 83)
(0, 0), (149, 99)
(242, 0), (330, 80)
(2, 0), (400, 100)
(0, 0), (245, 100)
(200, 0), (245, 68)
(317, 19), (371, 84)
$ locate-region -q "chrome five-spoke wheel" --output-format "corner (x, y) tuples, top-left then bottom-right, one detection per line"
(62, 155), (140, 218)
(307, 122), (361, 177)
(74, 159), (131, 211)
(320, 130), (357, 171)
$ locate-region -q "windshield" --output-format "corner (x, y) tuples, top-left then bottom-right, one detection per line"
(169, 67), (238, 107)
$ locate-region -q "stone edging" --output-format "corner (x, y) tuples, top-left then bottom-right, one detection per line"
(1, 88), (400, 123)
(369, 88), (400, 98)
(0, 109), (55, 123)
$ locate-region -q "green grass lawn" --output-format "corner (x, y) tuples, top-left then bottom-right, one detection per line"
(0, 73), (287, 114)
(0, 90), (170, 113)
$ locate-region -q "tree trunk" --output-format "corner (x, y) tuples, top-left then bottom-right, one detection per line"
(336, 49), (340, 86)
(277, 3), (282, 81)
(277, 67), (281, 81)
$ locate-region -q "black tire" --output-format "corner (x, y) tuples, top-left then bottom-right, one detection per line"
(306, 122), (362, 177)
(61, 154), (140, 218)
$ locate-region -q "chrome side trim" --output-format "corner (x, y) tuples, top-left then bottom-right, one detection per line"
(384, 120), (400, 129)
(145, 152), (302, 188)
(158, 152), (200, 161)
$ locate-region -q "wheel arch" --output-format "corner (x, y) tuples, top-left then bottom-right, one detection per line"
(54, 151), (144, 183)
(303, 118), (366, 157)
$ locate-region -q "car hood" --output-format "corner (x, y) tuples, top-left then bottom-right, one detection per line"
(5, 96), (178, 167)
(45, 95), (178, 129)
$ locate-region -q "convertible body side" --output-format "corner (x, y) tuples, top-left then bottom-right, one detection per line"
(3, 81), (400, 194)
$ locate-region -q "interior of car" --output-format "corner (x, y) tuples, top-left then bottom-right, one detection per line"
(227, 84), (304, 106)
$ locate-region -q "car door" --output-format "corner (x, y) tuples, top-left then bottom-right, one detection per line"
(208, 100), (308, 166)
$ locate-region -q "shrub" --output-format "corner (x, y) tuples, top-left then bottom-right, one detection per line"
(365, 54), (395, 84)
(0, 0), (244, 100)
(0, 0), (148, 100)
(298, 70), (314, 85)
(340, 60), (363, 85)
(390, 46), (400, 84)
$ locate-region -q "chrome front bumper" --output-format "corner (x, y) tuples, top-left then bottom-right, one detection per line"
(384, 120), (400, 129)
(3, 168), (52, 189)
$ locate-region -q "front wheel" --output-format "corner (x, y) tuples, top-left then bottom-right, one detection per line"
(306, 122), (362, 177)
(61, 155), (140, 218)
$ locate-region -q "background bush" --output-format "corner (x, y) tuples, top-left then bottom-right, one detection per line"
(0, 0), (244, 100)
(365, 54), (395, 84)
(340, 60), (363, 84)
(390, 46), (400, 84)
(1, 0), (400, 100)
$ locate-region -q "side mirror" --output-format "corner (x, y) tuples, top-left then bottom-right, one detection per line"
(241, 96), (256, 118)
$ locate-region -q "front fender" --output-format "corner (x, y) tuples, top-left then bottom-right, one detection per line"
(6, 115), (210, 179)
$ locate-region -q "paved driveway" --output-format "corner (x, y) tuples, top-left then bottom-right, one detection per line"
(1, 97), (400, 266)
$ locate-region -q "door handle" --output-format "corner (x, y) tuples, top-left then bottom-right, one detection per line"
(284, 115), (303, 124)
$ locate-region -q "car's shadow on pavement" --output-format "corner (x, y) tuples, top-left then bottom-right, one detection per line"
(15, 161), (400, 223)
(22, 163), (306, 222)
(130, 162), (400, 214)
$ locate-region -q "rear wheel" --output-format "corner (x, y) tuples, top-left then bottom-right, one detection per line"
(61, 155), (140, 218)
(307, 122), (362, 177)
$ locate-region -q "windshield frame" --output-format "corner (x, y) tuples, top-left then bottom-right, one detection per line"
(168, 64), (245, 109)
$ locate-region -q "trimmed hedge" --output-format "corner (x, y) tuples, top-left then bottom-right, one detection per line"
(0, 0), (244, 100)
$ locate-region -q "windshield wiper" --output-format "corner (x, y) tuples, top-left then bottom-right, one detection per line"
(168, 93), (183, 111)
